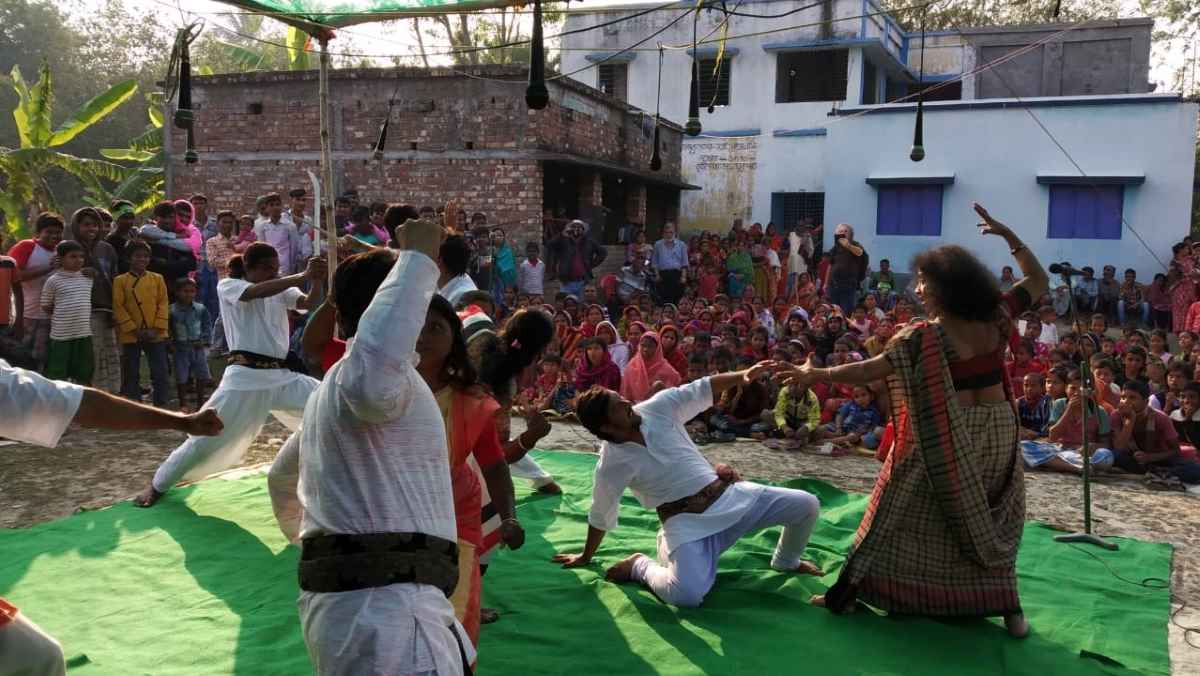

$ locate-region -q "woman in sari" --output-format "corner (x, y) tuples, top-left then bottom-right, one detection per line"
(618, 306), (643, 336)
(580, 304), (605, 338)
(417, 296), (523, 650)
(575, 337), (622, 391)
(772, 204), (1048, 638)
(1168, 262), (1196, 334)
(619, 331), (682, 403)
(659, 323), (689, 376)
(596, 320), (631, 372)
(555, 310), (583, 368)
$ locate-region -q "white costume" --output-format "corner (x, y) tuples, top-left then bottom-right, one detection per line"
(0, 359), (85, 676)
(438, 273), (477, 307)
(297, 251), (472, 674)
(150, 277), (318, 494)
(590, 378), (820, 607)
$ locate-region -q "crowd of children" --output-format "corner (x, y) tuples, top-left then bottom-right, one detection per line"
(5, 194), (1200, 489)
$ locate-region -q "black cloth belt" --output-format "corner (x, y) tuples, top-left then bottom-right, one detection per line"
(227, 350), (286, 370)
(298, 532), (460, 596)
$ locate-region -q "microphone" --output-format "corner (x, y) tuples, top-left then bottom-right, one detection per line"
(1048, 263), (1085, 277)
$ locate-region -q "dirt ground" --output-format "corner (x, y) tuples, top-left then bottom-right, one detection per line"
(2, 418), (1199, 673)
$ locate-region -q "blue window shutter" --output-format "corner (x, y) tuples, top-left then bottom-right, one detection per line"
(875, 184), (943, 236)
(771, 193), (785, 228)
(1047, 185), (1123, 240)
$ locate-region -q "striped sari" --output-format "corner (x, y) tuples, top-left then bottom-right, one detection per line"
(823, 322), (1025, 617)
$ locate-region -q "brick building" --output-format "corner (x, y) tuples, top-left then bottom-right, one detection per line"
(166, 65), (695, 247)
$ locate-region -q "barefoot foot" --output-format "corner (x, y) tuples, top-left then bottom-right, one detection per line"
(536, 481), (563, 495)
(810, 594), (827, 607)
(605, 553), (646, 583)
(480, 607), (500, 624)
(134, 485), (164, 508)
(1004, 613), (1030, 638)
(792, 560), (824, 576)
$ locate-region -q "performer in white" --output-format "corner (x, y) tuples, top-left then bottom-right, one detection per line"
(556, 368), (823, 607)
(0, 359), (221, 676)
(136, 242), (325, 507)
(296, 217), (473, 674)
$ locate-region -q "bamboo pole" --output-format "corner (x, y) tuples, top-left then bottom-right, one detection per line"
(319, 38), (338, 289)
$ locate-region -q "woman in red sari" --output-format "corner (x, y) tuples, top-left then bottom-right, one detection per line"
(773, 205), (1048, 638)
(416, 296), (523, 650)
(620, 330), (682, 402)
(1168, 262), (1196, 334)
(658, 323), (689, 376)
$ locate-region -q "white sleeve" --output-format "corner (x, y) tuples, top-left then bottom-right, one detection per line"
(336, 251), (438, 423)
(587, 448), (634, 532)
(280, 286), (305, 311)
(639, 377), (714, 425)
(0, 361), (85, 447)
(217, 278), (250, 304)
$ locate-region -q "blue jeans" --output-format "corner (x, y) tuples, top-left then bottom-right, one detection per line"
(121, 341), (170, 407)
(1117, 300), (1150, 326)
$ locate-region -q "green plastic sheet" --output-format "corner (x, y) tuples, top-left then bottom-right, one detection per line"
(0, 451), (1173, 675)
(212, 0), (534, 30)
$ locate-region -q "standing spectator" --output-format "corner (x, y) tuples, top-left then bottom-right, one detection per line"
(140, 201), (198, 294)
(40, 241), (94, 384)
(205, 211), (245, 281)
(0, 249), (23, 364)
(288, 188), (314, 260)
(254, 193), (302, 275)
(998, 265), (1017, 292)
(1169, 263), (1197, 334)
(1145, 272), (1172, 331)
(8, 212), (65, 370)
(650, 222), (688, 306)
(70, 207), (121, 392)
(518, 242), (545, 297)
(825, 223), (868, 316)
(105, 201), (138, 273)
(617, 253), (651, 305)
(1097, 265), (1120, 321)
(786, 224), (813, 301)
(170, 278), (213, 413)
(1072, 266), (1099, 315)
(437, 235), (478, 306)
(625, 229), (649, 265)
(547, 219), (606, 298)
(1118, 268), (1149, 326)
(490, 226), (518, 303)
(112, 241), (170, 408)
(343, 205), (388, 247)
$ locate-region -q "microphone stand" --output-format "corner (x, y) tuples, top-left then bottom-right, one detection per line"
(1053, 270), (1118, 550)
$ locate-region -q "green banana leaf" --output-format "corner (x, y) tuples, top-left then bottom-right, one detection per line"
(47, 79), (138, 147)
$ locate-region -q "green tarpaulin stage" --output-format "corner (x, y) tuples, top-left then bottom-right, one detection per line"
(0, 451), (1173, 675)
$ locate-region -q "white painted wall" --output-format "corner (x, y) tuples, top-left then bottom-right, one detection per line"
(822, 96), (1199, 279)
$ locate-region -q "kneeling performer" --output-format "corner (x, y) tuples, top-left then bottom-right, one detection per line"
(555, 365), (823, 608)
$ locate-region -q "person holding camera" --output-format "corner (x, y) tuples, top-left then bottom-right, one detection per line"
(826, 223), (868, 316)
(113, 241), (172, 408)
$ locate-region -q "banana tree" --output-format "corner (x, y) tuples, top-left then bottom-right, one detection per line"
(91, 92), (167, 214)
(0, 62), (138, 237)
(208, 24), (314, 73)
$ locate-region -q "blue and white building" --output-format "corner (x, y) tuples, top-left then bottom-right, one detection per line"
(561, 1), (1198, 276)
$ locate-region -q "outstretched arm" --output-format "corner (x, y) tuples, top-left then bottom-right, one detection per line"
(974, 203), (1048, 302)
(74, 388), (223, 435)
(552, 525), (607, 568)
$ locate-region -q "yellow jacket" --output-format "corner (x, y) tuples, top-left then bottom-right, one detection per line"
(112, 271), (169, 344)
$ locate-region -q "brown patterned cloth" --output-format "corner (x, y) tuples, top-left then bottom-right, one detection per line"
(656, 478), (729, 523)
(298, 532), (460, 596)
(824, 323), (1025, 617)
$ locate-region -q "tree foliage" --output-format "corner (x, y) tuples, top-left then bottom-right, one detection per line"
(407, 8), (565, 69)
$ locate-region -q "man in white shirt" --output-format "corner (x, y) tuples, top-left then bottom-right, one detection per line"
(288, 188), (315, 261)
(253, 193), (302, 276)
(556, 368), (822, 607)
(517, 241), (545, 297)
(294, 217), (474, 674)
(0, 359), (221, 676)
(437, 234), (477, 306)
(787, 225), (813, 299)
(135, 242), (325, 507)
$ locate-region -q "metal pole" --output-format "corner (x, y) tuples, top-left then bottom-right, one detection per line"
(1054, 278), (1118, 550)
(319, 38), (338, 289)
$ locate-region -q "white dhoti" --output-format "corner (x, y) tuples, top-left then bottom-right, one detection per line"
(0, 612), (66, 676)
(509, 455), (555, 488)
(299, 583), (473, 676)
(152, 366), (318, 493)
(631, 483), (820, 608)
(268, 432), (303, 543)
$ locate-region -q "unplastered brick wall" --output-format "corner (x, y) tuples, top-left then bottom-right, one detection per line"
(169, 66), (685, 244)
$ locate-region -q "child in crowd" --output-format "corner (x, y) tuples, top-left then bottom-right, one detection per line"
(818, 385), (884, 450)
(170, 278), (212, 412)
(1007, 339), (1046, 383)
(1090, 356), (1121, 411)
(112, 241), (171, 407)
(523, 354), (576, 417)
(1151, 362), (1190, 415)
(40, 240), (94, 384)
(708, 356), (772, 440)
(1017, 372), (1052, 440)
(1118, 345), (1148, 387)
(769, 379), (822, 450)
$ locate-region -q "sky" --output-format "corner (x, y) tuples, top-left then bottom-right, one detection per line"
(80, 0), (1194, 92)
